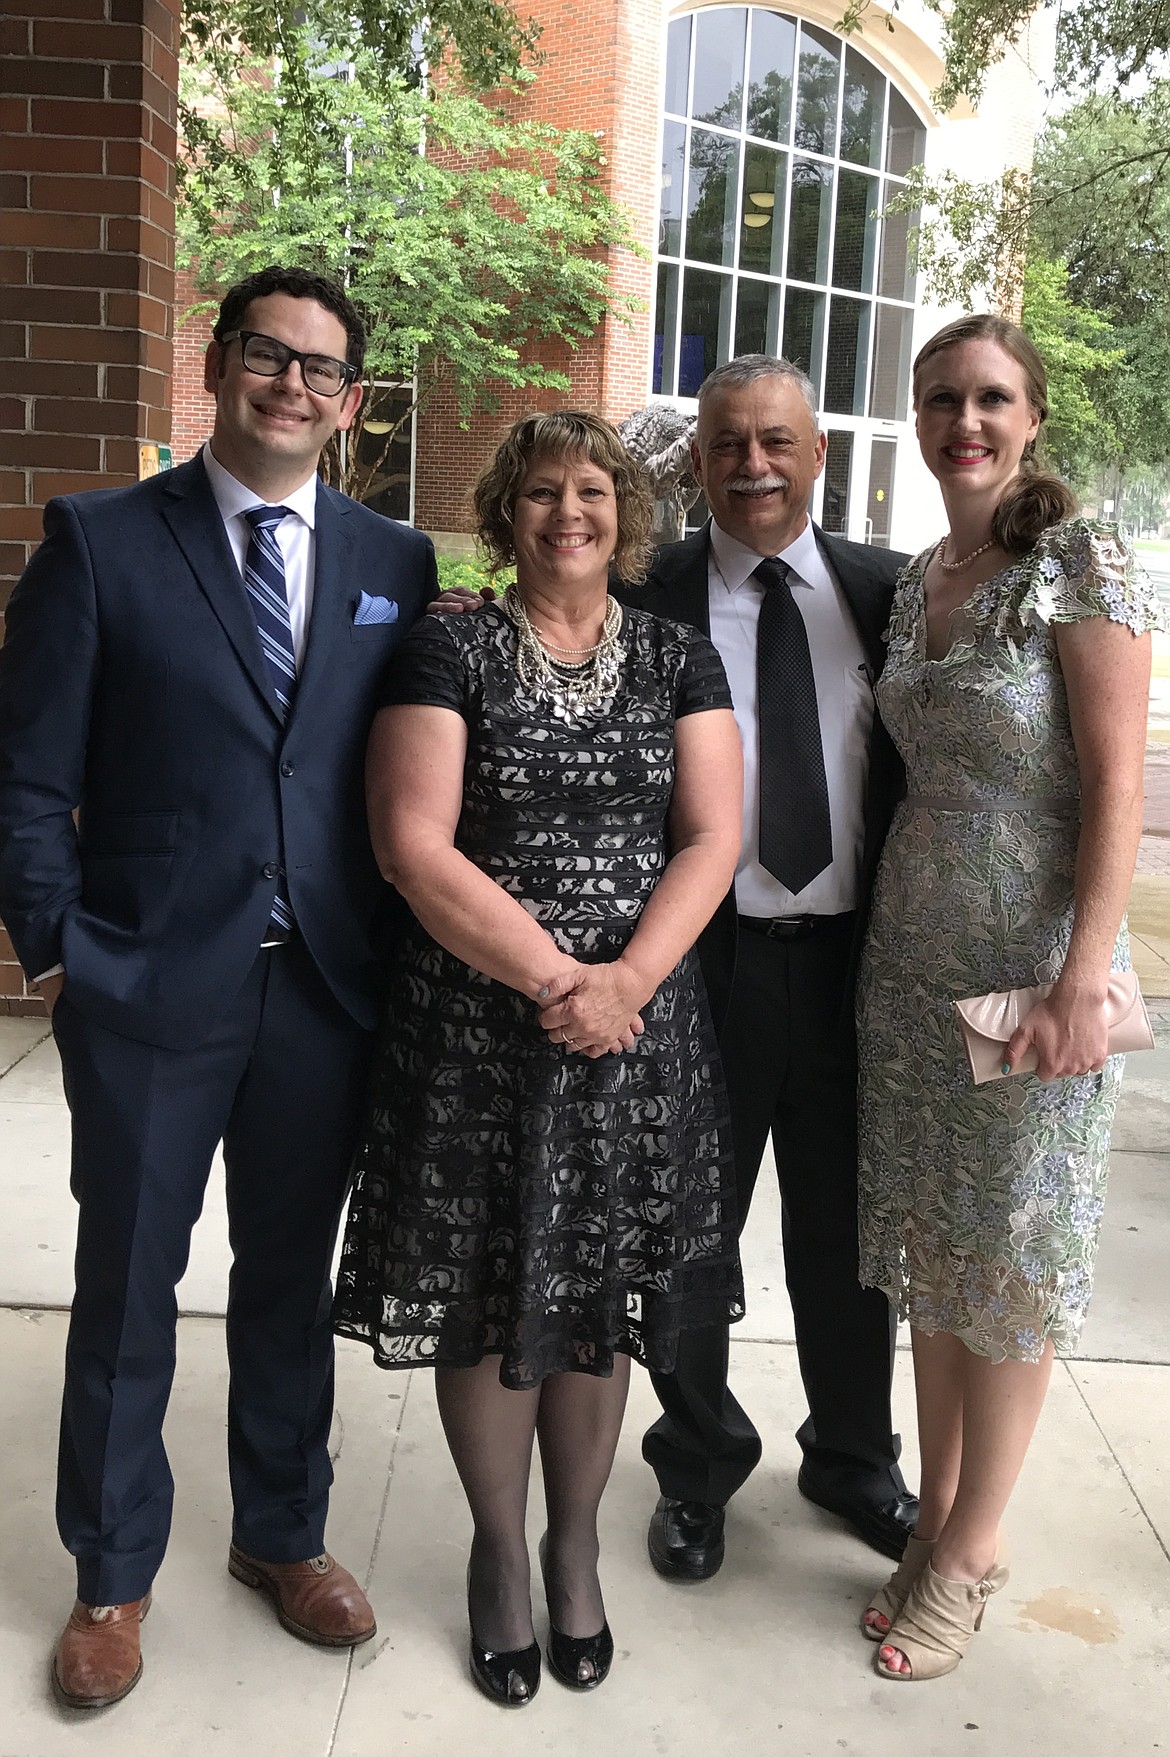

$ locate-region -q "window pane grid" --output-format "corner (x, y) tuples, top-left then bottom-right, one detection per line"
(653, 6), (922, 406)
(745, 6), (795, 144)
(664, 14), (691, 119)
(663, 123), (921, 193)
(692, 6), (747, 130)
(811, 151), (838, 397)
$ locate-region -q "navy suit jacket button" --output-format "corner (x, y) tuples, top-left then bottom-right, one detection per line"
(262, 862), (279, 879)
(280, 761), (294, 777)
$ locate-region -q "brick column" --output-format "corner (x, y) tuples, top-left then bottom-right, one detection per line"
(172, 264), (214, 462)
(0, 0), (180, 1015)
(598, 0), (660, 420)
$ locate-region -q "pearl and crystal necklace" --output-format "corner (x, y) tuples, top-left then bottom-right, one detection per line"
(503, 584), (624, 723)
(935, 534), (996, 573)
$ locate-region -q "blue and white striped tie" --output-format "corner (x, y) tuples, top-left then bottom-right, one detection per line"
(243, 504), (298, 716)
(243, 504), (296, 938)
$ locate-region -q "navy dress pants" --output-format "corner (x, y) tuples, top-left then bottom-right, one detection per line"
(51, 939), (372, 1605)
(642, 918), (901, 1505)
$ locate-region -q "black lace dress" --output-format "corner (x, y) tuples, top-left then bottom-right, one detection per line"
(333, 602), (743, 1388)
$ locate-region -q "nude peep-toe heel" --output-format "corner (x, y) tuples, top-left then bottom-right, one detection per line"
(876, 1557), (1010, 1681)
(861, 1533), (935, 1641)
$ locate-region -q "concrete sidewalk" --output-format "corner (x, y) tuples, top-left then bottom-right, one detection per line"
(2, 1006), (1168, 1757)
(1126, 744), (1170, 996)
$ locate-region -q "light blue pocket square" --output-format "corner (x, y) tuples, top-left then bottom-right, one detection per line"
(354, 591), (399, 626)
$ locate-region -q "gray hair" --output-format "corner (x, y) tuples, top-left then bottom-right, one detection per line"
(696, 354), (819, 424)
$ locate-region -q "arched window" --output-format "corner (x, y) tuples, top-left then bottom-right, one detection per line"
(654, 7), (925, 425)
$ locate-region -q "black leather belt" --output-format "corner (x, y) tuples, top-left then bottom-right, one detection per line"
(737, 911), (855, 941)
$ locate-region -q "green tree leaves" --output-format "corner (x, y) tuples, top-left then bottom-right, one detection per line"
(1028, 88), (1170, 487)
(1019, 256), (1122, 477)
(840, 1), (1170, 107)
(177, 6), (638, 502)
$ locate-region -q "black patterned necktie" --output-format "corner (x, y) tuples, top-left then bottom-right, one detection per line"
(753, 556), (833, 895)
(243, 504), (296, 938)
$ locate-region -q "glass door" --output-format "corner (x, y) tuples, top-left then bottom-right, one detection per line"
(819, 429), (853, 535)
(866, 436), (896, 546)
(815, 419), (898, 544)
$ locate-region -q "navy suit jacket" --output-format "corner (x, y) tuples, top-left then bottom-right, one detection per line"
(0, 453), (436, 1050)
(616, 522), (907, 1034)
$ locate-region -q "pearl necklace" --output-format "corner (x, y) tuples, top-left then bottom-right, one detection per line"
(935, 535), (995, 573)
(537, 633), (608, 657)
(503, 585), (624, 723)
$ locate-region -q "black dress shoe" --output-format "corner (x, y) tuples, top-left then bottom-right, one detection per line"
(469, 1633), (541, 1707)
(796, 1465), (919, 1562)
(647, 1496), (725, 1580)
(547, 1620), (614, 1690)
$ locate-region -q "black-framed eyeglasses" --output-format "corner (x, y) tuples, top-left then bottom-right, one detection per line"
(221, 330), (358, 396)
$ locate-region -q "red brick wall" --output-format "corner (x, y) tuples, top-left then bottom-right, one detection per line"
(171, 265), (214, 460)
(414, 339), (605, 538)
(0, 0), (180, 1014)
(413, 0), (661, 537)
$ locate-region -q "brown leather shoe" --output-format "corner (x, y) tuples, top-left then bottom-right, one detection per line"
(228, 1545), (376, 1647)
(51, 1594), (151, 1709)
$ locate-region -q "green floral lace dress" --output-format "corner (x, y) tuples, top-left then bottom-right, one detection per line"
(857, 518), (1163, 1362)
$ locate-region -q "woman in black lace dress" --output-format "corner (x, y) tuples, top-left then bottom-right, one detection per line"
(334, 412), (743, 1705)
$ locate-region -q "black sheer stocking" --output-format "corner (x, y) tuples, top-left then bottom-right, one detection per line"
(435, 1359), (539, 1653)
(537, 1358), (631, 1659)
(435, 1354), (632, 1671)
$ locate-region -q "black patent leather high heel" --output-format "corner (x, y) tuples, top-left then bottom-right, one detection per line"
(466, 1566), (540, 1707)
(468, 1631), (542, 1706)
(546, 1620), (614, 1691)
(539, 1534), (614, 1691)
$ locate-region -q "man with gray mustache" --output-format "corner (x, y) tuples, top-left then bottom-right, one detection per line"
(633, 355), (919, 1579)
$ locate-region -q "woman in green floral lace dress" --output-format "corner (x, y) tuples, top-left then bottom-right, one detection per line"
(856, 315), (1162, 1682)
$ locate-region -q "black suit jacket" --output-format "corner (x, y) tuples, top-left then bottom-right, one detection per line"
(616, 522), (907, 1033)
(0, 454), (437, 1050)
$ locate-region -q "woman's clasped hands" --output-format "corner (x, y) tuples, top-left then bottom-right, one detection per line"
(535, 958), (648, 1058)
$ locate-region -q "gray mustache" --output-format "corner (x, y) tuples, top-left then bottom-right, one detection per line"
(727, 475), (789, 494)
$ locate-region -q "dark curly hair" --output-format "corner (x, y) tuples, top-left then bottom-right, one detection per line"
(473, 411), (655, 584)
(913, 313), (1078, 554)
(212, 265), (366, 375)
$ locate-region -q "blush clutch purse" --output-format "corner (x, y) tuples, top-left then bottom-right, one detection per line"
(953, 971), (1154, 1083)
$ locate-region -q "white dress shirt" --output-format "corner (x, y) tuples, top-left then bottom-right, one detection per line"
(707, 519), (875, 918)
(202, 439), (319, 667)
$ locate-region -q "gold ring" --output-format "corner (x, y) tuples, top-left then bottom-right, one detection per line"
(565, 1035), (578, 1048)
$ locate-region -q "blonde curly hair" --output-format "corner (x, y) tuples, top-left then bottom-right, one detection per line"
(473, 411), (655, 583)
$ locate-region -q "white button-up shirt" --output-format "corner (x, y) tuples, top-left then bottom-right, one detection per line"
(707, 519), (875, 918)
(203, 440), (319, 668)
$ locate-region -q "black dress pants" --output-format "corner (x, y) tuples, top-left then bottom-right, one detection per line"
(642, 917), (900, 1505)
(52, 938), (372, 1605)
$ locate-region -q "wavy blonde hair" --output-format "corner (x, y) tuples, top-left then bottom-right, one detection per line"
(473, 411), (656, 583)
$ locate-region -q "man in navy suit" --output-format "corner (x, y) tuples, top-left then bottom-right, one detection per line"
(0, 265), (436, 1708)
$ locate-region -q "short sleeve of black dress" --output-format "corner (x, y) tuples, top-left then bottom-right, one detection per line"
(675, 629), (733, 717)
(377, 614), (469, 716)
